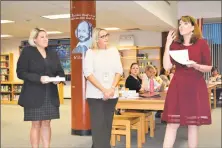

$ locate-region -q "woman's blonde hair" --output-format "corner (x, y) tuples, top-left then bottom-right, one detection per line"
(90, 28), (106, 49)
(28, 28), (47, 47)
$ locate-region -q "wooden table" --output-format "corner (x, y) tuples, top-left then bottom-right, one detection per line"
(116, 92), (166, 111)
(117, 84), (218, 111)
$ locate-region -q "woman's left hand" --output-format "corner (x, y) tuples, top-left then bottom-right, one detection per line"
(186, 61), (201, 70)
(53, 81), (60, 85)
(107, 88), (115, 98)
(186, 60), (197, 67)
(53, 76), (60, 85)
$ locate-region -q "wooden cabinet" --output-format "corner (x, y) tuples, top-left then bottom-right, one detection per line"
(1, 81), (64, 105)
(118, 46), (161, 87)
(1, 81), (23, 104)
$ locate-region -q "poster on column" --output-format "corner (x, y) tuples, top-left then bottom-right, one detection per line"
(71, 14), (95, 54)
(71, 13), (95, 101)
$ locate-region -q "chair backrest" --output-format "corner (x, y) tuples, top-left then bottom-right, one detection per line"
(159, 82), (166, 92)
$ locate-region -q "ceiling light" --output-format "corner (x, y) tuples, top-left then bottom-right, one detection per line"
(1, 20), (15, 24)
(104, 27), (120, 30)
(1, 34), (13, 38)
(42, 14), (70, 19)
(47, 31), (63, 34)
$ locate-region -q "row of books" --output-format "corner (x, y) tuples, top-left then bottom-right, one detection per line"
(1, 94), (19, 101)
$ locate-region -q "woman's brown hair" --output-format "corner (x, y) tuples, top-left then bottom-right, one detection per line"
(176, 15), (202, 44)
(129, 63), (139, 74)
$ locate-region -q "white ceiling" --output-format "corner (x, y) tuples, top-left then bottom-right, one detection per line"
(1, 1), (174, 38)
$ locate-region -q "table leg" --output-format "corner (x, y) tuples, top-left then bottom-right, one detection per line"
(208, 89), (212, 111)
(214, 87), (217, 109)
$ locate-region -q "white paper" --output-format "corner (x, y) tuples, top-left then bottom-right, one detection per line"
(169, 49), (196, 65)
(45, 77), (65, 82)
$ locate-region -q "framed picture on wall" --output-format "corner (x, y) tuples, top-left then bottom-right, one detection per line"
(51, 44), (71, 75)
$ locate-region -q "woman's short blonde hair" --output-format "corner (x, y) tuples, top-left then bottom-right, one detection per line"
(28, 28), (47, 47)
(90, 28), (106, 49)
(145, 65), (155, 72)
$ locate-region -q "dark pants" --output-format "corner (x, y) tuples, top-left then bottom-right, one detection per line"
(211, 88), (222, 100)
(87, 98), (118, 148)
(216, 88), (222, 100)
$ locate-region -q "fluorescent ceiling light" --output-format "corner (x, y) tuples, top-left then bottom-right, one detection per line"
(1, 20), (15, 24)
(1, 34), (13, 38)
(47, 31), (63, 34)
(42, 14), (70, 19)
(104, 27), (120, 30)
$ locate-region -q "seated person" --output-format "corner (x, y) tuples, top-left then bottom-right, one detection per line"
(125, 63), (144, 93)
(142, 65), (161, 92)
(153, 66), (163, 85)
(209, 67), (222, 100)
(121, 63), (144, 114)
(169, 65), (176, 81)
(159, 68), (171, 87)
(209, 67), (221, 82)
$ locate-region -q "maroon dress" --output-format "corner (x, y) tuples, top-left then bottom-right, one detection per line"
(162, 39), (212, 126)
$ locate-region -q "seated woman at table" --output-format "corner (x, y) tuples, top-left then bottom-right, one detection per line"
(169, 65), (176, 80)
(118, 63), (144, 114)
(125, 63), (144, 93)
(209, 67), (222, 100)
(153, 66), (163, 85)
(159, 68), (171, 87)
(209, 67), (221, 82)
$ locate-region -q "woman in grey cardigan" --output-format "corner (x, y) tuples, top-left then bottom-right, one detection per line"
(83, 28), (123, 148)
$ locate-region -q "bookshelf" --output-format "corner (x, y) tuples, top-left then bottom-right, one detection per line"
(0, 53), (13, 82)
(0, 52), (64, 105)
(118, 46), (161, 87)
(1, 81), (64, 105)
(1, 81), (23, 104)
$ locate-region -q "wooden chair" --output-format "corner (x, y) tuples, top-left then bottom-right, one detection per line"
(145, 112), (155, 137)
(120, 112), (146, 143)
(111, 115), (143, 148)
(121, 111), (155, 138)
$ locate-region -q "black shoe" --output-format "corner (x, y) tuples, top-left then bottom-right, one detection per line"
(161, 120), (167, 124)
(155, 112), (161, 118)
(114, 109), (121, 115)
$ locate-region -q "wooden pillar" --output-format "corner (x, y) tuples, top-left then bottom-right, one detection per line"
(160, 31), (169, 68)
(70, 0), (96, 136)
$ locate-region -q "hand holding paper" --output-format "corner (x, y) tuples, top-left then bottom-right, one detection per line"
(44, 76), (66, 84)
(169, 49), (196, 65)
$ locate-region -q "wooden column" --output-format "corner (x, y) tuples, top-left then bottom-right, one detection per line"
(160, 31), (169, 67)
(70, 0), (96, 136)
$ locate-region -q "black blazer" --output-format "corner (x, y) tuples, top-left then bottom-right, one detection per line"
(16, 46), (65, 108)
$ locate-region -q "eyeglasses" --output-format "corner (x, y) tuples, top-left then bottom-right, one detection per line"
(99, 33), (110, 39)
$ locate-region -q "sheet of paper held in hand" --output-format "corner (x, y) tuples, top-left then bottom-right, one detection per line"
(45, 77), (66, 82)
(169, 49), (196, 65)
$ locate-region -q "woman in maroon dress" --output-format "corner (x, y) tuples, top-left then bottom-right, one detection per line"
(162, 15), (212, 148)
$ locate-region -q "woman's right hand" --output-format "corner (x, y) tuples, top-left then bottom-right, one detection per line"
(40, 76), (50, 84)
(139, 87), (145, 93)
(166, 30), (177, 47)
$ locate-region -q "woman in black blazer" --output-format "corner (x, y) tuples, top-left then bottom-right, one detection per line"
(16, 28), (65, 148)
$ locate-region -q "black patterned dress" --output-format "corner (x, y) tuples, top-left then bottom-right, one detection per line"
(24, 57), (60, 121)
